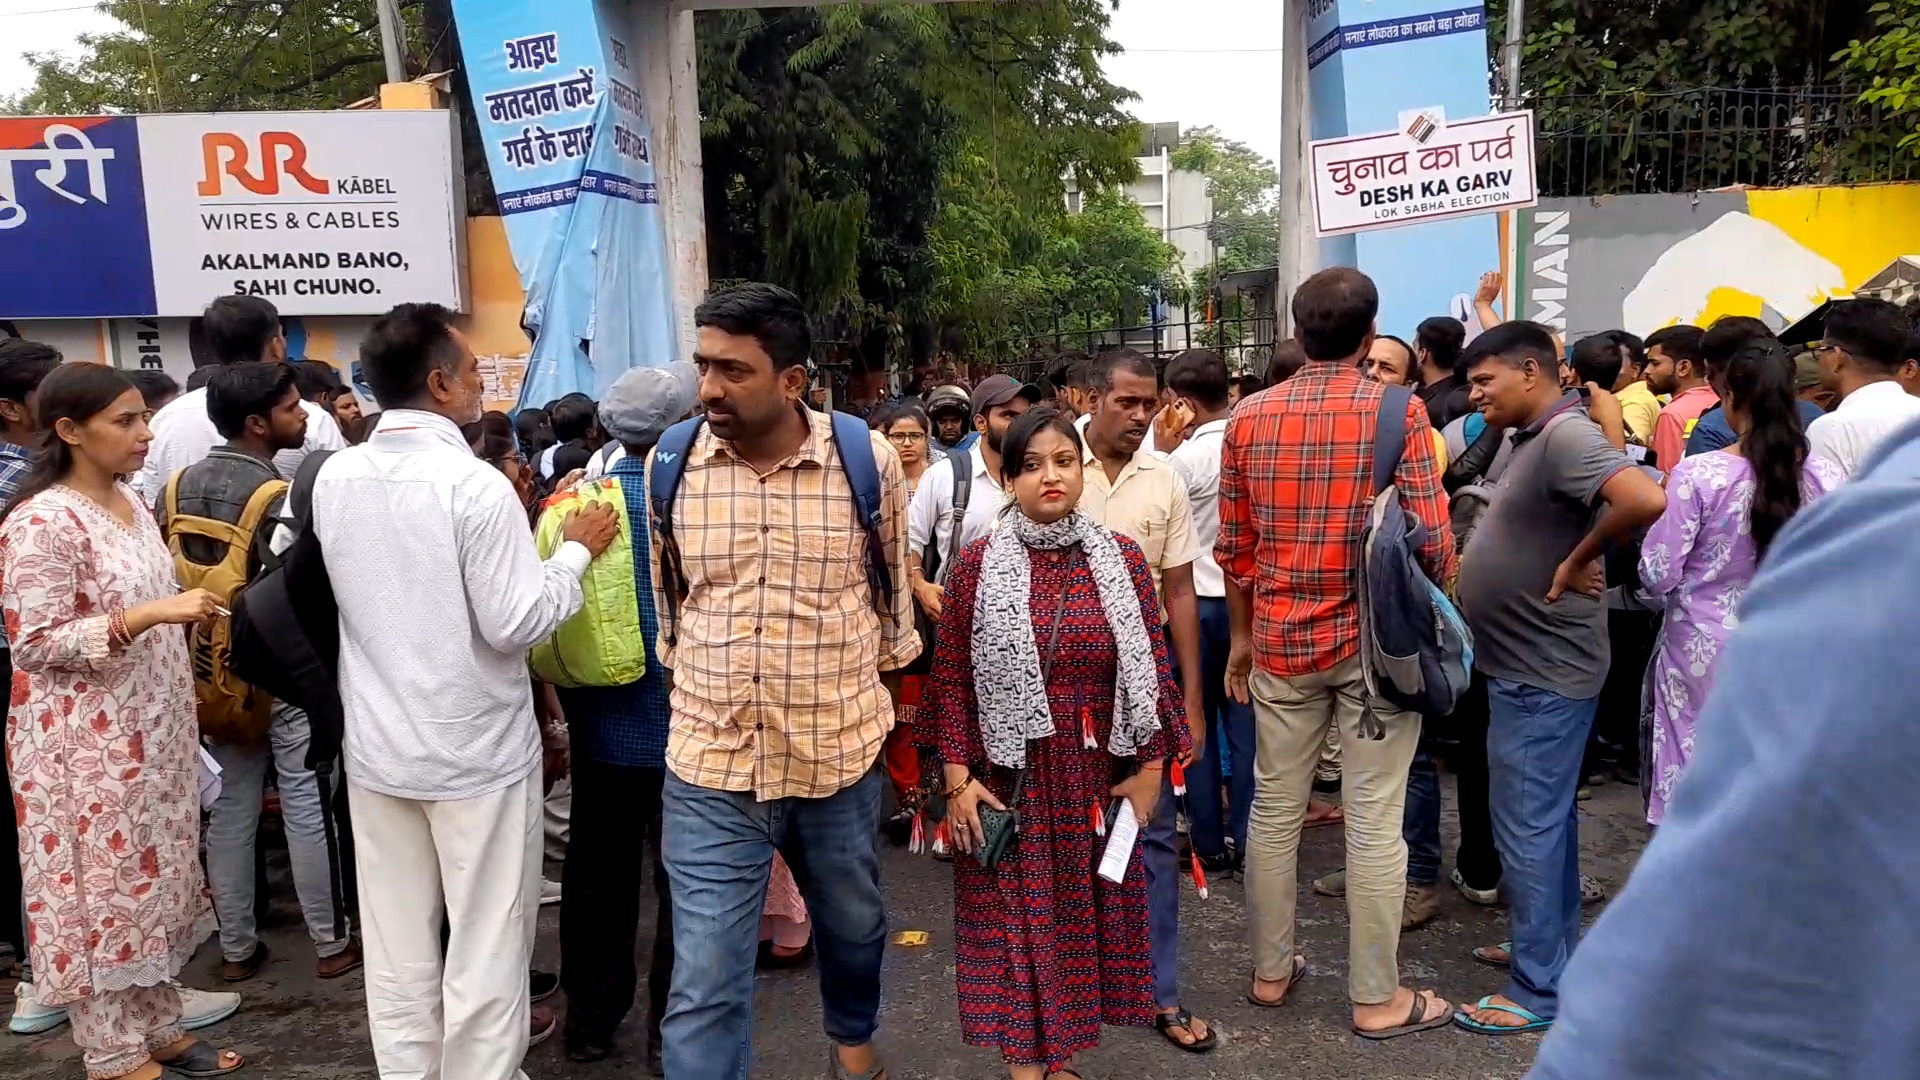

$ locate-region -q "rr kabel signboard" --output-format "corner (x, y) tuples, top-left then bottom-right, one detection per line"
(1308, 109), (1538, 238)
(0, 110), (463, 319)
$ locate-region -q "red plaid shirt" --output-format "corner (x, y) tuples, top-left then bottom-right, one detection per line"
(1215, 362), (1456, 678)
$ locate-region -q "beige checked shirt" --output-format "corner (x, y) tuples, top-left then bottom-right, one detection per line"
(650, 407), (921, 800)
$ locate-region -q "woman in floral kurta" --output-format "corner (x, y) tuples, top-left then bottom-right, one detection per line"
(1, 363), (236, 1079)
(1638, 350), (1846, 826)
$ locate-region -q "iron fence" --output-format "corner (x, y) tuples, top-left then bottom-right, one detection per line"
(978, 309), (1277, 386)
(1536, 81), (1918, 197)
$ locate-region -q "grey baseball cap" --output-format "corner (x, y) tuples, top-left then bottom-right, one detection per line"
(598, 362), (699, 444)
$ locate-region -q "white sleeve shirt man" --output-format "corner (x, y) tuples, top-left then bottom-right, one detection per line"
(907, 447), (1006, 579)
(136, 385), (348, 499)
(1165, 417), (1227, 598)
(1806, 379), (1920, 477)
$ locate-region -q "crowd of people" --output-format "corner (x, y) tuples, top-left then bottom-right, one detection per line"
(4, 267), (1920, 1080)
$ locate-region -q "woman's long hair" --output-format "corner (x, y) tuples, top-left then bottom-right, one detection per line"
(1, 363), (137, 524)
(1725, 340), (1807, 560)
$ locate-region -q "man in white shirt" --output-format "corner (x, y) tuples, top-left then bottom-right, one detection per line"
(1808, 298), (1920, 476)
(135, 295), (347, 500)
(907, 374), (1038, 617)
(310, 303), (618, 1080)
(1157, 349), (1254, 878)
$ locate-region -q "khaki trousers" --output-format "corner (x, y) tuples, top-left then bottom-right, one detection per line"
(1246, 656), (1419, 1005)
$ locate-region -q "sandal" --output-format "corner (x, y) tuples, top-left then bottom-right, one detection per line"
(1471, 941), (1512, 969)
(1046, 1069), (1084, 1080)
(826, 1044), (887, 1080)
(1353, 988), (1453, 1040)
(1452, 995), (1551, 1035)
(1153, 1007), (1218, 1053)
(1245, 954), (1307, 1007)
(158, 1041), (245, 1077)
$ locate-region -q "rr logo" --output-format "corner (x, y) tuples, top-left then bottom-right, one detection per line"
(196, 132), (328, 197)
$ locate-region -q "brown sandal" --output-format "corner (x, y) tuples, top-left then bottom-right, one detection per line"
(1245, 954), (1307, 1007)
(1353, 989), (1454, 1041)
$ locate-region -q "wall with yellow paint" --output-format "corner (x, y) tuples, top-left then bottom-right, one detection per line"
(1515, 184), (1920, 339)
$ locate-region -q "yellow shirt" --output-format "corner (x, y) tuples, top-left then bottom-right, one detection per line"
(1077, 445), (1200, 621)
(1616, 380), (1661, 446)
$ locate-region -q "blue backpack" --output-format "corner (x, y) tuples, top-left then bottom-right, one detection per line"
(1356, 385), (1474, 730)
(647, 410), (892, 647)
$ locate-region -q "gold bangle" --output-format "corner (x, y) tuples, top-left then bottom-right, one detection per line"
(942, 773), (974, 800)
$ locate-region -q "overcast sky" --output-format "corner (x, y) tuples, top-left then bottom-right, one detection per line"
(0, 0), (1282, 164)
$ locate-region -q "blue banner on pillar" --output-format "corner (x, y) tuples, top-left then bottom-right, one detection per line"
(452, 0), (677, 406)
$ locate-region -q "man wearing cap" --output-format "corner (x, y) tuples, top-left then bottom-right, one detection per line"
(924, 383), (976, 453)
(555, 363), (698, 1069)
(907, 374), (1038, 624)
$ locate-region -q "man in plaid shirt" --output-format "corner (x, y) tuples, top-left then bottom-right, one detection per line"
(1217, 268), (1459, 1038)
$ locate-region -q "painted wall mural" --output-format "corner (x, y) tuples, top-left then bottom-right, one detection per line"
(1514, 183), (1920, 339)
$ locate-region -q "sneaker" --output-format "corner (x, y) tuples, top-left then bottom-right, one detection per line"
(9, 983), (67, 1035)
(1580, 874), (1608, 905)
(1451, 867), (1500, 906)
(1401, 883), (1439, 930)
(175, 984), (242, 1031)
(540, 877), (563, 906)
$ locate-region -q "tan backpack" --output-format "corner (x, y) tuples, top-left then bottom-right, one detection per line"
(162, 475), (288, 745)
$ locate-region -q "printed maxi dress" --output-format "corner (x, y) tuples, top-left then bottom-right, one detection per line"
(925, 534), (1190, 1069)
(1, 485), (216, 1005)
(1638, 450), (1845, 825)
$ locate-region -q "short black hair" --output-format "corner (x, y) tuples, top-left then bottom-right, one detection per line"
(1647, 324), (1709, 367)
(550, 440), (593, 478)
(872, 399), (931, 434)
(695, 282), (812, 370)
(1824, 298), (1908, 372)
(1165, 348), (1230, 411)
(1465, 320), (1560, 371)
(1046, 349), (1090, 395)
(1606, 329), (1647, 373)
(1088, 347), (1157, 395)
(186, 365), (216, 391)
(1291, 267), (1378, 362)
(549, 392), (597, 442)
(1569, 334), (1625, 388)
(1233, 373), (1265, 400)
(206, 362), (298, 440)
(1415, 316), (1466, 373)
(1904, 329), (1920, 364)
(1266, 339), (1305, 386)
(202, 295), (282, 365)
(359, 302), (466, 408)
(997, 405), (1083, 485)
(1698, 318), (1769, 369)
(0, 338), (63, 407)
(292, 359), (342, 401)
(127, 369), (180, 410)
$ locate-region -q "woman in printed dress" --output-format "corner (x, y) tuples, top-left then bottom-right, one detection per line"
(1639, 341), (1845, 826)
(1, 364), (241, 1080)
(929, 407), (1189, 1079)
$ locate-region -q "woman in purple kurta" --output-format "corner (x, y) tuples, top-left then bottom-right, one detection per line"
(1638, 343), (1845, 825)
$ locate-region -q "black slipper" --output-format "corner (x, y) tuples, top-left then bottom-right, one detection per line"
(1246, 954), (1307, 1007)
(1353, 989), (1455, 1041)
(158, 1041), (245, 1076)
(1154, 1007), (1219, 1053)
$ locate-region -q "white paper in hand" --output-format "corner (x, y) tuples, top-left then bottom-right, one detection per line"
(1097, 799), (1140, 883)
(198, 746), (223, 810)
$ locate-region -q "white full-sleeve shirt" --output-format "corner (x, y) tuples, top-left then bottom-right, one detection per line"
(310, 409), (592, 801)
(1806, 379), (1920, 477)
(135, 386), (348, 500)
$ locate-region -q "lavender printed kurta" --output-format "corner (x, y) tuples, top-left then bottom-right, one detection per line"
(2, 485), (215, 1004)
(1638, 450), (1846, 824)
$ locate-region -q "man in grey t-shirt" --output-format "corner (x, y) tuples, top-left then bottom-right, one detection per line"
(1451, 322), (1667, 1036)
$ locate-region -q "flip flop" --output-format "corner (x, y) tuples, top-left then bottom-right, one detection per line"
(1245, 955), (1307, 1007)
(1303, 804), (1345, 828)
(1153, 1006), (1218, 1053)
(1472, 941), (1512, 968)
(1452, 995), (1551, 1035)
(157, 1042), (245, 1077)
(1353, 988), (1454, 1040)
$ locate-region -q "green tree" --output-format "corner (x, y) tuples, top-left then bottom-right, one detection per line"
(1836, 0), (1920, 160)
(1169, 125), (1278, 275)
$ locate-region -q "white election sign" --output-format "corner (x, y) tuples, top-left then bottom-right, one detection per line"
(139, 111), (463, 316)
(1309, 110), (1537, 238)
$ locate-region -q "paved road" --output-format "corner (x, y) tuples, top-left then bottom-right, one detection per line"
(10, 778), (1648, 1079)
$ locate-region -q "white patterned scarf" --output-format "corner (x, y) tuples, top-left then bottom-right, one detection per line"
(971, 507), (1162, 769)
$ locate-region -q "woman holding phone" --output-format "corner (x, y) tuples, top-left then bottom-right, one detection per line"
(926, 407), (1189, 1080)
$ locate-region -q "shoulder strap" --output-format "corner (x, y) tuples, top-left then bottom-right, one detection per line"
(289, 449), (335, 524)
(829, 410), (894, 614)
(647, 416), (705, 647)
(163, 471), (183, 527)
(235, 478), (290, 533)
(942, 446), (972, 583)
(1371, 384), (1413, 495)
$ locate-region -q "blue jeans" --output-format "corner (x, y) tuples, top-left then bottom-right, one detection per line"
(1187, 597), (1255, 859)
(1142, 768), (1181, 1009)
(1404, 749), (1441, 887)
(1486, 678), (1598, 1020)
(660, 767), (887, 1080)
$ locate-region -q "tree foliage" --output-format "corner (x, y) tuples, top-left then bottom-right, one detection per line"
(1168, 126), (1276, 352)
(1836, 0), (1920, 158)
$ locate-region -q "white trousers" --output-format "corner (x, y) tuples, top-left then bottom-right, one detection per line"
(349, 772), (542, 1080)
